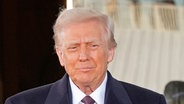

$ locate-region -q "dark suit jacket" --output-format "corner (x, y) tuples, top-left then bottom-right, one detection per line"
(5, 72), (166, 104)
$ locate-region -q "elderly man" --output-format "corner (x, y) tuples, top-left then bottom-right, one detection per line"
(5, 8), (166, 104)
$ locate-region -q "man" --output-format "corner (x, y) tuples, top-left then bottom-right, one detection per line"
(5, 8), (166, 104)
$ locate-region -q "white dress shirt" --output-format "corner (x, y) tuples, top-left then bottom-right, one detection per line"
(69, 72), (107, 104)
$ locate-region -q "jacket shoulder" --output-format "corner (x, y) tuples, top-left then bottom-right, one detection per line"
(5, 83), (53, 104)
(121, 81), (166, 104)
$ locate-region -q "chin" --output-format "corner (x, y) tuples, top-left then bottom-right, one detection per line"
(78, 77), (93, 84)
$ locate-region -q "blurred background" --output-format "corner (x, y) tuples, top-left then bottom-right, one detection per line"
(0, 0), (66, 103)
(1, 0), (184, 104)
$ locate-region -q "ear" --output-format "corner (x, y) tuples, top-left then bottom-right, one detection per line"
(56, 48), (65, 66)
(107, 47), (115, 63)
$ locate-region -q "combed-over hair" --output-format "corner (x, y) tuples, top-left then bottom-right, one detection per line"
(53, 8), (117, 48)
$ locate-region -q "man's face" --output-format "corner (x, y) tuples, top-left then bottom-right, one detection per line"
(56, 20), (115, 87)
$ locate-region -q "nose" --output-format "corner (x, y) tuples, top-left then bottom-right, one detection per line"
(79, 46), (89, 62)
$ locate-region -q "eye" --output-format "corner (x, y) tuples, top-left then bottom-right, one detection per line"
(89, 44), (99, 49)
(67, 46), (77, 51)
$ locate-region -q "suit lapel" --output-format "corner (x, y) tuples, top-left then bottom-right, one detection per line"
(45, 74), (72, 104)
(105, 72), (133, 104)
(44, 72), (132, 104)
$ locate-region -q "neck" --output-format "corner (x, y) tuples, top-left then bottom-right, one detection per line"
(70, 72), (107, 95)
(76, 79), (102, 95)
(79, 86), (94, 95)
(75, 78), (104, 95)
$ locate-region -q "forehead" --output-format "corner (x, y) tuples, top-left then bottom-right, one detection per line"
(63, 39), (102, 48)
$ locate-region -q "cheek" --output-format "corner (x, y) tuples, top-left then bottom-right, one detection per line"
(63, 52), (78, 66)
(63, 55), (77, 77)
(91, 50), (109, 67)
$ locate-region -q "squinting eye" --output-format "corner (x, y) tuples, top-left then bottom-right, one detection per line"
(90, 44), (99, 49)
(67, 46), (77, 51)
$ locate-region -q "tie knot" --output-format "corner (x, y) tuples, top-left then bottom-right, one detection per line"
(81, 96), (95, 104)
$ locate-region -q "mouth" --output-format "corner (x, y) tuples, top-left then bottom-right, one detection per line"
(76, 67), (95, 71)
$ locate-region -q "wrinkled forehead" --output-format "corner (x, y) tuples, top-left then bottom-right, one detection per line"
(62, 37), (105, 47)
(55, 22), (108, 49)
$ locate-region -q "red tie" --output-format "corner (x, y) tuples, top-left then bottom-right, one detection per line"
(81, 96), (95, 104)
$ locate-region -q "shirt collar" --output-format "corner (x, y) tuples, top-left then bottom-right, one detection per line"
(69, 72), (107, 104)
